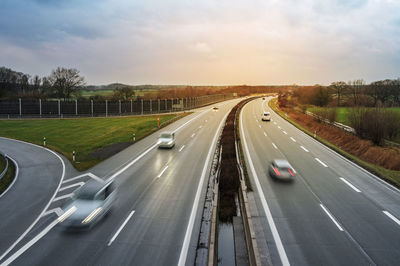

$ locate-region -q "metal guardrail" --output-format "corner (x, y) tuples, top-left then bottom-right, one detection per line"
(0, 152), (9, 181)
(305, 111), (355, 133)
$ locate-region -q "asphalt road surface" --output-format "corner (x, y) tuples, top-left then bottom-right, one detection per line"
(0, 98), (242, 266)
(240, 97), (400, 265)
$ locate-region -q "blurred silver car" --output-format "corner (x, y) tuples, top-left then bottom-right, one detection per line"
(158, 131), (175, 148)
(60, 180), (117, 229)
(268, 159), (295, 181)
(262, 111), (271, 121)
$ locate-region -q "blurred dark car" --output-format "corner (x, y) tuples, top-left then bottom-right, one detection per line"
(60, 179), (117, 229)
(268, 159), (295, 181)
(213, 106), (219, 111)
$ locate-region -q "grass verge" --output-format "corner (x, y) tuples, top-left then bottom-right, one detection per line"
(270, 98), (400, 188)
(0, 113), (189, 171)
(0, 157), (16, 195)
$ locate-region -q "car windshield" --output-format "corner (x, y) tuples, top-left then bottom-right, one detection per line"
(76, 190), (96, 200)
(160, 133), (172, 138)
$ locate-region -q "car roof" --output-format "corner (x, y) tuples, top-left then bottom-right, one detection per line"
(273, 159), (292, 168)
(160, 131), (174, 135)
(263, 111), (270, 114)
(76, 180), (108, 196)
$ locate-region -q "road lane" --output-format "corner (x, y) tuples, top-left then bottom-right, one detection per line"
(240, 97), (400, 265)
(3, 99), (242, 266)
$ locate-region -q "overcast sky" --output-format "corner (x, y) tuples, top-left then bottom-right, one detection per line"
(0, 0), (399, 85)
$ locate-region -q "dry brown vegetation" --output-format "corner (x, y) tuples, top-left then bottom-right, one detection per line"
(279, 105), (400, 170)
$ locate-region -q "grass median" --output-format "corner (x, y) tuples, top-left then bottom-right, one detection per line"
(0, 113), (188, 171)
(0, 157), (16, 195)
(269, 98), (400, 188)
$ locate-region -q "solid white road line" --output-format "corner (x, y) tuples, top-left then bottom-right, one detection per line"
(62, 172), (102, 184)
(283, 131), (288, 135)
(191, 133), (195, 138)
(290, 137), (296, 142)
(179, 145), (185, 152)
(340, 178), (361, 193)
(0, 156), (19, 198)
(264, 132), (267, 137)
(240, 105), (290, 266)
(0, 207), (76, 266)
(42, 208), (63, 217)
(278, 126), (281, 129)
(178, 113), (228, 266)
(199, 125), (202, 129)
(383, 211), (400, 226)
(300, 146), (309, 152)
(315, 158), (328, 167)
(52, 193), (74, 202)
(258, 125), (261, 128)
(157, 165), (169, 178)
(59, 182), (84, 192)
(272, 143), (278, 149)
(320, 204), (344, 231)
(108, 211), (136, 246)
(0, 138), (66, 263)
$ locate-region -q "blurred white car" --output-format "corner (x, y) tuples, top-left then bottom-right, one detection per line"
(158, 131), (175, 148)
(60, 180), (117, 229)
(262, 111), (271, 121)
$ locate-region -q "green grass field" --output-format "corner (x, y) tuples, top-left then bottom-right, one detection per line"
(272, 101), (400, 187)
(308, 107), (400, 126)
(80, 89), (114, 98)
(0, 114), (185, 171)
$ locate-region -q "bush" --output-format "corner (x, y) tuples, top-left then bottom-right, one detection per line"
(327, 108), (337, 123)
(349, 108), (396, 145)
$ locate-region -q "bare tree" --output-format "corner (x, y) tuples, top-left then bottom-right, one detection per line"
(112, 86), (135, 100)
(329, 81), (348, 106)
(348, 79), (365, 106)
(48, 67), (85, 100)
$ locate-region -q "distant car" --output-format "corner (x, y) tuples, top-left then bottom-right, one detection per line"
(60, 180), (117, 229)
(158, 131), (175, 148)
(213, 107), (219, 111)
(262, 97), (265, 100)
(268, 159), (295, 181)
(262, 111), (271, 121)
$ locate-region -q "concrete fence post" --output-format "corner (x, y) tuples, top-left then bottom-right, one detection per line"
(58, 99), (61, 117)
(75, 99), (78, 116)
(39, 99), (42, 117)
(165, 99), (167, 112)
(158, 99), (160, 113)
(119, 100), (121, 115)
(141, 99), (143, 115)
(91, 100), (93, 117)
(106, 100), (108, 117)
(150, 99), (152, 113)
(130, 100), (133, 113)
(19, 98), (22, 117)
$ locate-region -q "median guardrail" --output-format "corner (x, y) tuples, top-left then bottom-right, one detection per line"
(0, 151), (9, 182)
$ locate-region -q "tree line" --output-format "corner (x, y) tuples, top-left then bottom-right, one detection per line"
(0, 66), (85, 100)
(293, 78), (400, 107)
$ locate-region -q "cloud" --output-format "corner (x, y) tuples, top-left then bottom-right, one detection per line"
(0, 0), (399, 85)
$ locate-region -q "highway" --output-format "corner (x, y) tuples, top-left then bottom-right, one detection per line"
(240, 97), (400, 265)
(0, 98), (242, 266)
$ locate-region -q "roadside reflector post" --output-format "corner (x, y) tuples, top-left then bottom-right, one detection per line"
(73, 151), (76, 162)
(43, 137), (46, 146)
(133, 133), (136, 142)
(314, 130), (317, 138)
(157, 117), (160, 128)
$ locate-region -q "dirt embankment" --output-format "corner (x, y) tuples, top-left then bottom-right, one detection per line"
(280, 106), (400, 170)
